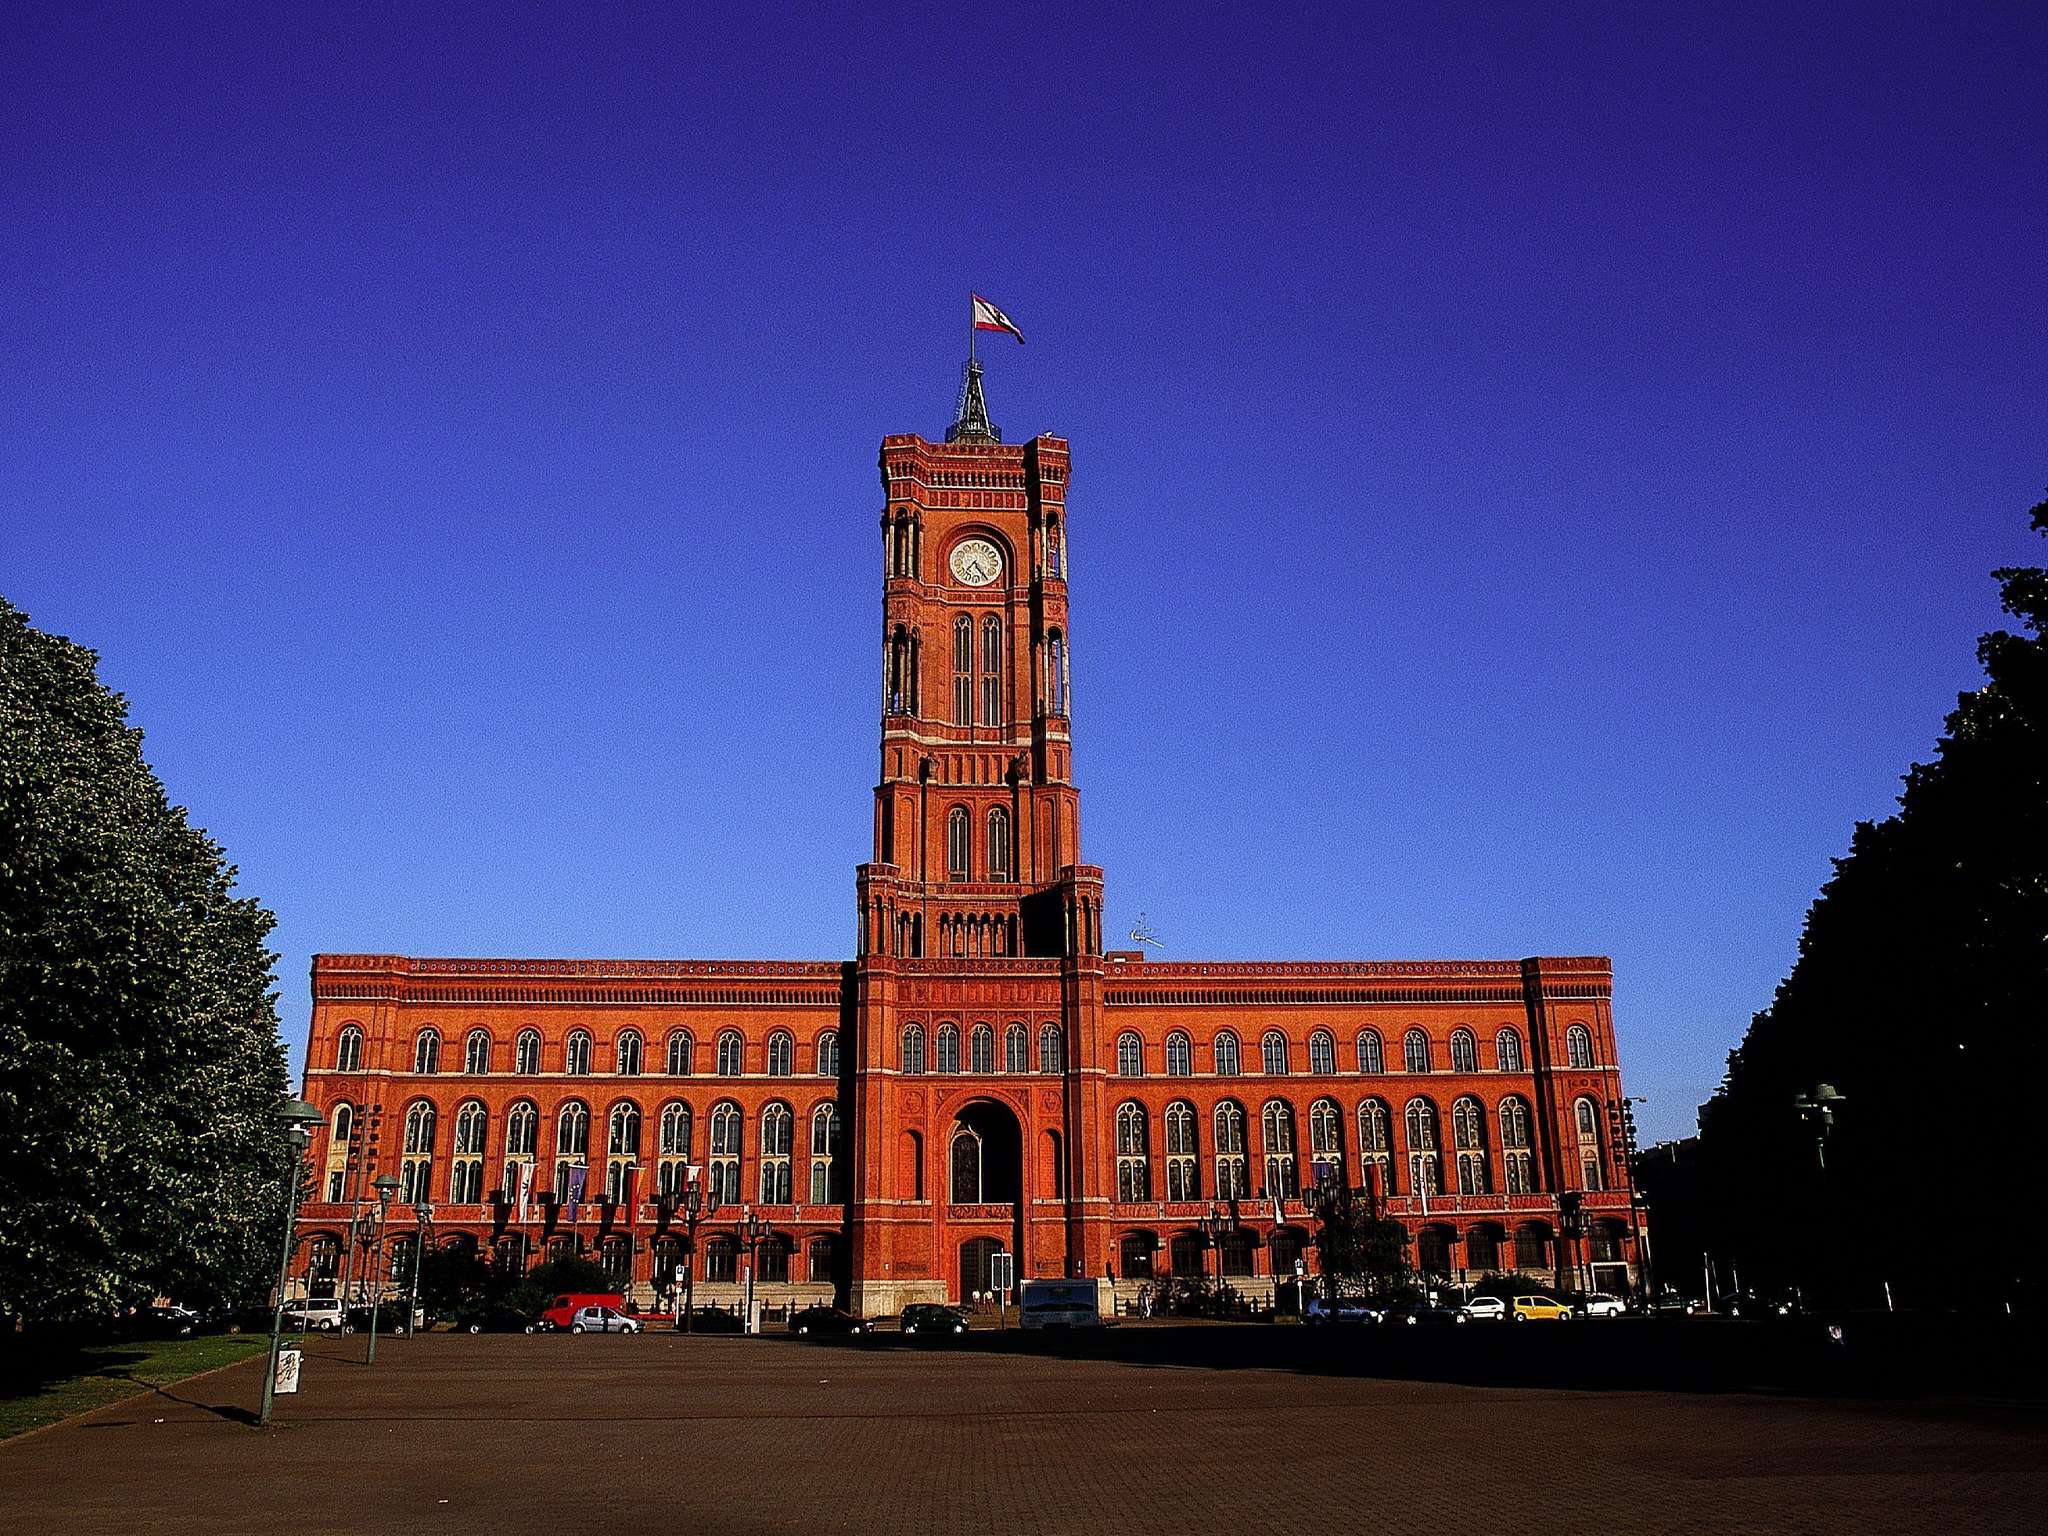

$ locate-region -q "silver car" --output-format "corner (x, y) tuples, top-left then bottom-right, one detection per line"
(568, 1305), (642, 1334)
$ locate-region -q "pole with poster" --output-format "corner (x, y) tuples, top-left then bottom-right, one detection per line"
(990, 1251), (1014, 1330)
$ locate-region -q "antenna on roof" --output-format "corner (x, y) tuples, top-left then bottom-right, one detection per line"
(1130, 914), (1164, 950)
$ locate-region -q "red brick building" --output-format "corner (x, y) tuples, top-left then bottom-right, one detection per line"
(293, 364), (1641, 1315)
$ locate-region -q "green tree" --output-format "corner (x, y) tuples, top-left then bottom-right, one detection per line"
(1697, 496), (2047, 1308)
(0, 599), (292, 1325)
(1310, 1184), (1411, 1301)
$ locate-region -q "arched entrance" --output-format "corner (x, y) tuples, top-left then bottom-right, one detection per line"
(947, 1099), (1024, 1300)
(961, 1236), (1006, 1299)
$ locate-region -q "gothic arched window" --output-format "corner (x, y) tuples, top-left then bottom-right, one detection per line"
(1115, 1103), (1150, 1202)
(667, 1030), (694, 1076)
(1496, 1028), (1525, 1072)
(1501, 1096), (1535, 1192)
(1309, 1098), (1343, 1187)
(980, 614), (1003, 725)
(1575, 1097), (1606, 1190)
(401, 1101), (436, 1204)
(766, 1031), (794, 1076)
(1038, 1023), (1063, 1073)
(759, 1103), (793, 1203)
(1567, 1025), (1595, 1069)
(716, 1030), (743, 1076)
(1404, 1098), (1440, 1195)
(1261, 1031), (1289, 1075)
(1357, 1029), (1384, 1074)
(1165, 1031), (1192, 1076)
(816, 1030), (839, 1077)
(1358, 1099), (1393, 1196)
(810, 1103), (842, 1204)
(451, 1101), (486, 1203)
(1116, 1031), (1144, 1077)
(1308, 1030), (1335, 1075)
(986, 805), (1011, 881)
(516, 1029), (541, 1075)
(1004, 1023), (1028, 1074)
(952, 615), (973, 726)
(947, 806), (970, 881)
(970, 1023), (995, 1074)
(1452, 1096), (1490, 1194)
(335, 1025), (364, 1073)
(565, 1031), (592, 1076)
(464, 1029), (491, 1075)
(709, 1102), (742, 1207)
(1165, 1101), (1199, 1201)
(1450, 1029), (1478, 1074)
(901, 1023), (927, 1075)
(1213, 1101), (1248, 1199)
(1402, 1029), (1431, 1074)
(413, 1029), (441, 1075)
(1214, 1031), (1241, 1076)
(936, 1022), (961, 1073)
(615, 1030), (643, 1076)
(1260, 1100), (1298, 1198)
(658, 1102), (692, 1198)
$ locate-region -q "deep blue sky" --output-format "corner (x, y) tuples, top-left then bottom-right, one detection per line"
(5, 4), (2043, 1142)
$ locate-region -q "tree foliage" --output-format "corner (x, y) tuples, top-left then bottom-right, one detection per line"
(1695, 497), (2048, 1306)
(0, 599), (292, 1324)
(1310, 1183), (1411, 1300)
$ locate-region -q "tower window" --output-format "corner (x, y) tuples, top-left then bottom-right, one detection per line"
(953, 616), (973, 726)
(1567, 1024), (1595, 1069)
(947, 806), (971, 881)
(1004, 1023), (1028, 1074)
(335, 1025), (364, 1073)
(970, 1023), (995, 1074)
(986, 806), (1011, 881)
(980, 615), (1003, 725)
(1046, 631), (1067, 716)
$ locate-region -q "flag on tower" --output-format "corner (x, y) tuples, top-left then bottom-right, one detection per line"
(972, 293), (1024, 343)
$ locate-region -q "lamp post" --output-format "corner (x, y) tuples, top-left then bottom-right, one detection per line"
(678, 1179), (716, 1332)
(738, 1205), (773, 1336)
(1793, 1084), (1848, 1305)
(365, 1174), (398, 1364)
(1301, 1176), (1346, 1308)
(408, 1202), (434, 1336)
(259, 1097), (325, 1428)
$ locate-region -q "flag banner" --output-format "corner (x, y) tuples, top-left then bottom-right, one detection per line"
(971, 293), (1024, 343)
(623, 1165), (637, 1230)
(515, 1160), (533, 1223)
(1272, 1191), (1285, 1228)
(565, 1163), (587, 1223)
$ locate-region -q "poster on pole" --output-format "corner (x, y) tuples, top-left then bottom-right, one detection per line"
(275, 1347), (302, 1396)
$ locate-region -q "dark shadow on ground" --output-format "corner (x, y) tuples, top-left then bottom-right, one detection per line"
(798, 1313), (2048, 1401)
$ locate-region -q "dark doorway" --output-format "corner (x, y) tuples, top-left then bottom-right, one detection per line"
(1119, 1232), (1157, 1279)
(949, 1101), (1022, 1204)
(961, 1237), (1006, 1298)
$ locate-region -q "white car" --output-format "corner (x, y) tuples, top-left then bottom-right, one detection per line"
(1576, 1293), (1627, 1319)
(569, 1305), (642, 1334)
(1460, 1296), (1507, 1322)
(282, 1298), (347, 1332)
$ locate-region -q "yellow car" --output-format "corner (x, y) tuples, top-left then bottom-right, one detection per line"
(1510, 1295), (1573, 1323)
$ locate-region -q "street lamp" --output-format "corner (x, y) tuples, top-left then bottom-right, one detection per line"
(409, 1202), (434, 1335)
(677, 1179), (717, 1332)
(738, 1206), (773, 1336)
(259, 1097), (324, 1428)
(1793, 1084), (1847, 1170)
(366, 1174), (398, 1364)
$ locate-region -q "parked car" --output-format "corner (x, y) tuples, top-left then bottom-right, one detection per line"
(1575, 1293), (1627, 1319)
(790, 1305), (874, 1337)
(1303, 1296), (1383, 1325)
(281, 1297), (349, 1333)
(1460, 1296), (1508, 1322)
(900, 1303), (970, 1338)
(1720, 1290), (1800, 1319)
(452, 1299), (540, 1334)
(1385, 1302), (1469, 1326)
(568, 1305), (641, 1334)
(680, 1305), (746, 1333)
(1510, 1295), (1573, 1323)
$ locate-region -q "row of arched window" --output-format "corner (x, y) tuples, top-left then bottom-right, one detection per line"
(349, 1097), (848, 1211)
(336, 1026), (842, 1080)
(901, 1021), (1063, 1074)
(1112, 1024), (1598, 1076)
(945, 804), (1013, 882)
(1103, 1093), (1597, 1203)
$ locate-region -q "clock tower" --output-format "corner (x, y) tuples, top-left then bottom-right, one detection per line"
(846, 360), (1112, 1314)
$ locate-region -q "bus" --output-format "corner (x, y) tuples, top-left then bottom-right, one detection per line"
(1018, 1279), (1103, 1329)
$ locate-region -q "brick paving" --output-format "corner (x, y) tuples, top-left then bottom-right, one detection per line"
(3, 1328), (2044, 1534)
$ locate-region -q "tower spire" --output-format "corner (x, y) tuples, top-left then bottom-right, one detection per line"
(946, 357), (1001, 443)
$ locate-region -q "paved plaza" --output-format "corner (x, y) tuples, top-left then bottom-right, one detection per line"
(4, 1328), (2044, 1534)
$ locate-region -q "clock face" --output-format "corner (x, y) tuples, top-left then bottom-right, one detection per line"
(949, 538), (1003, 587)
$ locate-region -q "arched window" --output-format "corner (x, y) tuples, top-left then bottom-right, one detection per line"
(1450, 1029), (1477, 1073)
(816, 1030), (839, 1077)
(401, 1101), (436, 1203)
(1357, 1099), (1394, 1197)
(1515, 1223), (1550, 1272)
(1261, 1031), (1289, 1075)
(1115, 1103), (1151, 1202)
(952, 615), (973, 725)
(970, 1023), (995, 1074)
(759, 1103), (793, 1203)
(980, 614), (1003, 725)
(936, 1022), (961, 1073)
(1165, 1101), (1199, 1201)
(1308, 1098), (1343, 1187)
(950, 1127), (984, 1203)
(1213, 1031), (1241, 1076)
(716, 1031), (744, 1076)
(1046, 516), (1064, 578)
(947, 806), (970, 880)
(1404, 1098), (1440, 1195)
(604, 1103), (641, 1201)
(666, 1030), (694, 1076)
(708, 1102), (742, 1207)
(1575, 1097), (1605, 1190)
(1566, 1024), (1595, 1069)
(1004, 1023), (1028, 1073)
(704, 1236), (737, 1283)
(565, 1031), (592, 1076)
(413, 1029), (441, 1075)
(464, 1029), (491, 1074)
(1038, 1023), (1063, 1073)
(515, 1029), (541, 1075)
(554, 1101), (589, 1199)
(1213, 1102), (1248, 1199)
(1165, 1032), (1192, 1076)
(616, 1030), (643, 1076)
(1500, 1097), (1535, 1192)
(1402, 1029), (1431, 1074)
(1047, 631), (1067, 715)
(658, 1102), (692, 1198)
(1467, 1225), (1502, 1271)
(335, 1025), (364, 1072)
(901, 1023), (927, 1075)
(451, 1101), (486, 1203)
(887, 623), (911, 714)
(1260, 1101), (1298, 1198)
(766, 1031), (794, 1076)
(1357, 1030), (1384, 1074)
(1116, 1031), (1144, 1076)
(504, 1101), (539, 1198)
(1496, 1028), (1525, 1073)
(1452, 1096), (1490, 1194)
(1308, 1031), (1335, 1076)
(810, 1103), (842, 1204)
(986, 806), (1011, 881)
(323, 1103), (355, 1202)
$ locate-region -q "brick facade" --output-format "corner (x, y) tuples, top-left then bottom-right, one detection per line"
(293, 407), (1641, 1315)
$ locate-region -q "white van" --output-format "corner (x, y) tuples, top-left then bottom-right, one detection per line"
(282, 1297), (347, 1332)
(1018, 1279), (1103, 1330)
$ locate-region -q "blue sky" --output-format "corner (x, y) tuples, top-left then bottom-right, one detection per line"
(5, 4), (2043, 1142)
